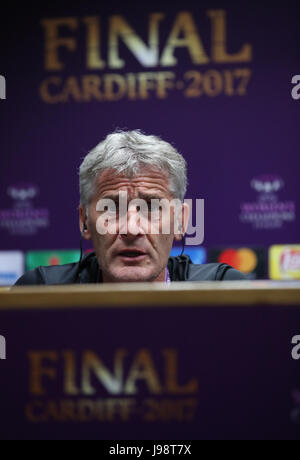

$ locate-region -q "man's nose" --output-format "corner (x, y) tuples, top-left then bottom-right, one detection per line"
(119, 208), (146, 237)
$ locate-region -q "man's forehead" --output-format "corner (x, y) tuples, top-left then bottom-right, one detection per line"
(95, 168), (171, 197)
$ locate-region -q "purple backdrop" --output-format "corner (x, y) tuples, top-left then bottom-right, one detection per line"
(0, 1), (299, 259)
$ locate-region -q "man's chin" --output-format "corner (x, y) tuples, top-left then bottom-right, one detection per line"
(109, 266), (159, 283)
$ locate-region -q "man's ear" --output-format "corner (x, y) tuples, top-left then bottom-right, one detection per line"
(174, 202), (190, 242)
(79, 205), (92, 240)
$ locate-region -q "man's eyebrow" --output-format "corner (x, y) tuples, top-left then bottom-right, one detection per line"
(99, 194), (120, 201)
(137, 193), (166, 201)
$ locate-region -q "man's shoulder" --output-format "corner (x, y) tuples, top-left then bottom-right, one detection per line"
(168, 255), (247, 281)
(14, 253), (101, 286)
(187, 262), (248, 281)
(14, 262), (80, 286)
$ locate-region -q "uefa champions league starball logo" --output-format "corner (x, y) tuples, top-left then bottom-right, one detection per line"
(7, 184), (39, 202)
(250, 175), (284, 194)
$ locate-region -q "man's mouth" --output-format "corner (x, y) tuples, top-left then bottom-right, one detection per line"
(118, 250), (147, 262)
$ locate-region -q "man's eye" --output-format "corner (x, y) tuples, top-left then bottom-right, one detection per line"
(102, 204), (117, 213)
(149, 203), (162, 212)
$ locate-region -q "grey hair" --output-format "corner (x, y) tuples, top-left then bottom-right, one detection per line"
(79, 129), (188, 208)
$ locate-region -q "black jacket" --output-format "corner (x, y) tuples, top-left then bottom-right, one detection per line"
(15, 253), (247, 285)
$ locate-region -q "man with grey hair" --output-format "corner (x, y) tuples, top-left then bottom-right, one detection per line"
(15, 130), (246, 285)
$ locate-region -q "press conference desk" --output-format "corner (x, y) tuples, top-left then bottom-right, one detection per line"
(0, 282), (300, 440)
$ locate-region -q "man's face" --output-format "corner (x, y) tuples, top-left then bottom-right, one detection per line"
(80, 168), (186, 283)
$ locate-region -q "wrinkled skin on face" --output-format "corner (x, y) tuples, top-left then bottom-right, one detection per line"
(79, 168), (189, 283)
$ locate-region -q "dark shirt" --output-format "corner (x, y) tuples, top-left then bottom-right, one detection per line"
(14, 253), (248, 285)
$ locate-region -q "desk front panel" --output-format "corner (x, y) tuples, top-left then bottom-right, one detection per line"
(0, 303), (300, 439)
